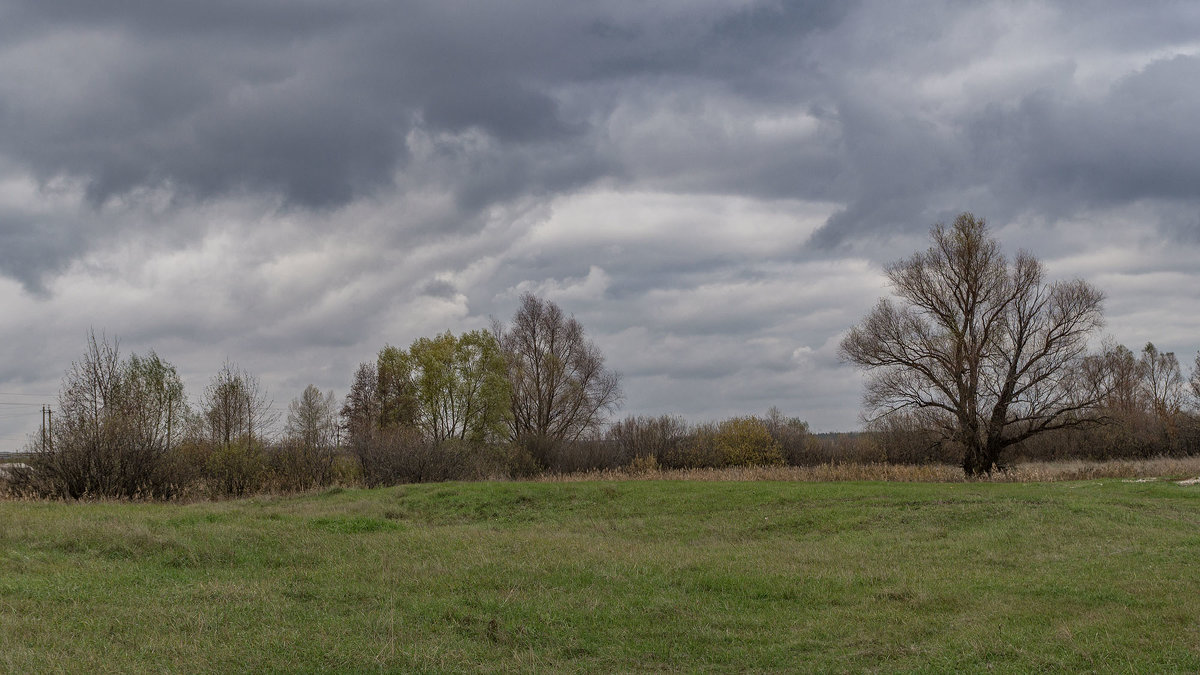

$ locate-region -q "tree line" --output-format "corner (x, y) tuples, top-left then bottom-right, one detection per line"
(5, 213), (1200, 499)
(6, 294), (627, 498)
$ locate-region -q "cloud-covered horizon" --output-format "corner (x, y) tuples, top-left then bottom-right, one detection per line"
(2, 1), (1199, 449)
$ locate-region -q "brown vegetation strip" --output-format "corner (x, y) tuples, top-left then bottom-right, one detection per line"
(536, 457), (1200, 484)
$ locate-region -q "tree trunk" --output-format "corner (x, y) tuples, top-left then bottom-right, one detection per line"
(962, 435), (1004, 476)
(961, 438), (988, 476)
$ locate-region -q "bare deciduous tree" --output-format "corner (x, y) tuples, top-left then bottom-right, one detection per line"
(1191, 352), (1200, 405)
(22, 331), (189, 498)
(286, 384), (338, 449)
(764, 407), (815, 466)
(1139, 343), (1186, 426)
(201, 361), (277, 449)
(840, 213), (1108, 475)
(57, 329), (123, 444)
(607, 414), (689, 464)
(341, 362), (380, 450)
(494, 293), (622, 454)
(277, 384), (340, 488)
(1095, 342), (1143, 417)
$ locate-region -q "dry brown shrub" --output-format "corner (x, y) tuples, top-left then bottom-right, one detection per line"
(627, 454), (660, 475)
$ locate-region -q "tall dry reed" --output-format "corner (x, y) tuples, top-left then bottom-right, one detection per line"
(535, 456), (1200, 484)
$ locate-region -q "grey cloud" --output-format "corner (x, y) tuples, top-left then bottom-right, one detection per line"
(0, 0), (846, 207)
(422, 81), (572, 144)
(450, 141), (616, 214)
(2, 1), (1200, 446)
(812, 56), (1200, 248)
(0, 209), (87, 293)
(1, 35), (405, 209)
(421, 279), (457, 300)
(1006, 56), (1200, 206)
(0, 0), (864, 288)
(0, 1), (358, 44)
(1160, 210), (1200, 245)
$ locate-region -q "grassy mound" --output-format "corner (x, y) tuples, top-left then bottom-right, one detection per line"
(2, 479), (1198, 672)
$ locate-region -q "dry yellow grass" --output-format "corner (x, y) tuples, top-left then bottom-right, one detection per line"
(536, 456), (1200, 484)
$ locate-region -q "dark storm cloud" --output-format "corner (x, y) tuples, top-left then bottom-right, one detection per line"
(0, 208), (84, 292)
(4, 2), (1200, 254)
(420, 278), (457, 300)
(1, 1), (1200, 446)
(0, 12), (403, 209)
(0, 0), (822, 219)
(798, 5), (1200, 247)
(983, 55), (1200, 208)
(0, 0), (850, 284)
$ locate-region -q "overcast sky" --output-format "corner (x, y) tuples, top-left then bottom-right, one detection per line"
(2, 1), (1199, 449)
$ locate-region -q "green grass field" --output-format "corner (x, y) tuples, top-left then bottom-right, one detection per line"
(2, 479), (1199, 672)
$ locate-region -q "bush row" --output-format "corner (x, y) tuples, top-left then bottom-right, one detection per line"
(5, 405), (1199, 500)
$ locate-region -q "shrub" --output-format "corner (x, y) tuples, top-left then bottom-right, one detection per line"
(607, 415), (688, 465)
(810, 432), (886, 464)
(15, 423), (195, 500)
(509, 433), (627, 474)
(764, 408), (817, 466)
(204, 441), (269, 497)
(353, 429), (507, 486)
(628, 454), (659, 474)
(423, 439), (508, 482)
(268, 439), (338, 491)
(659, 422), (721, 469)
(713, 417), (784, 467)
(867, 414), (957, 465)
(352, 428), (423, 487)
(541, 438), (627, 474)
(501, 443), (541, 479)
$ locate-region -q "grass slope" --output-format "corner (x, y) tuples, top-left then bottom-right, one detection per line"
(1, 480), (1198, 672)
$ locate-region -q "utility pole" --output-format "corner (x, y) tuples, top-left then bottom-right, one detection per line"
(47, 407), (53, 453)
(41, 405), (47, 452)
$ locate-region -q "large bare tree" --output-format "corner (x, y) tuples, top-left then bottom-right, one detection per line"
(494, 293), (622, 451)
(840, 213), (1108, 475)
(1192, 352), (1200, 406)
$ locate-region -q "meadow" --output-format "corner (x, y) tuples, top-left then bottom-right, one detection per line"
(2, 474), (1199, 672)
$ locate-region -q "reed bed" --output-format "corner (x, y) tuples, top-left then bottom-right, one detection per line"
(537, 456), (1200, 484)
